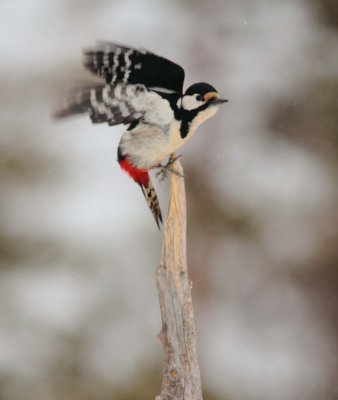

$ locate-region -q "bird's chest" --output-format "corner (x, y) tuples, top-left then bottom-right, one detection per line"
(120, 121), (193, 169)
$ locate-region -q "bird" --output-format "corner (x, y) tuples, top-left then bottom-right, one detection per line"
(54, 42), (228, 228)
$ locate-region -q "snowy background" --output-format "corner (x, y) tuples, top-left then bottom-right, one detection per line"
(0, 0), (337, 399)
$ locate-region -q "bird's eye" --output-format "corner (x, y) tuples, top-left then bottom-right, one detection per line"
(196, 94), (203, 101)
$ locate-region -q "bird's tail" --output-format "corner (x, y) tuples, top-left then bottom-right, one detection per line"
(139, 181), (163, 229)
(119, 157), (163, 229)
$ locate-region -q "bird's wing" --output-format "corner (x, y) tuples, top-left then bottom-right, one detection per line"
(54, 83), (174, 128)
(83, 42), (185, 94)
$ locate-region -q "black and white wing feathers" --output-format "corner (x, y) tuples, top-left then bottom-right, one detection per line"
(54, 83), (174, 128)
(83, 42), (185, 94)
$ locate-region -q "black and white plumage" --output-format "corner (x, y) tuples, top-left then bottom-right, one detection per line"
(54, 42), (227, 228)
(84, 42), (185, 93)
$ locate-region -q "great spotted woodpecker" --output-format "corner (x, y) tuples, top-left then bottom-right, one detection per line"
(54, 42), (227, 227)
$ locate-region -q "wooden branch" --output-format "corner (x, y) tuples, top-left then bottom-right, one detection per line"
(156, 157), (203, 400)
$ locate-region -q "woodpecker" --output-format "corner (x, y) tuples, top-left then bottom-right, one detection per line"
(54, 42), (228, 228)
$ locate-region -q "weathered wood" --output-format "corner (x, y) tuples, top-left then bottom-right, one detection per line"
(156, 157), (203, 400)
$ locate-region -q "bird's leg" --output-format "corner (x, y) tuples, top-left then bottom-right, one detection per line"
(155, 154), (184, 182)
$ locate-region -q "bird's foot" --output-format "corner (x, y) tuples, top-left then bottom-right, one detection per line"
(155, 155), (184, 182)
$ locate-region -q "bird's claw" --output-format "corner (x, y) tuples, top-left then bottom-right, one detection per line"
(155, 155), (184, 182)
(167, 154), (182, 166)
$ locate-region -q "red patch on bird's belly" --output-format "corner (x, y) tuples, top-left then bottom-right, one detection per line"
(119, 159), (149, 186)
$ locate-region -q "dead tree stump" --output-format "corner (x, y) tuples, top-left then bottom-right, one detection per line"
(156, 157), (203, 400)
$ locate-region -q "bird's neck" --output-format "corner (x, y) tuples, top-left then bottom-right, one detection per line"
(176, 105), (217, 139)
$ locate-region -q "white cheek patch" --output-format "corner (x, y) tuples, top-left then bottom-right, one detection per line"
(181, 94), (204, 111)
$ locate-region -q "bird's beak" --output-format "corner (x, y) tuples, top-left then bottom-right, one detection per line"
(204, 92), (228, 105)
(211, 98), (228, 105)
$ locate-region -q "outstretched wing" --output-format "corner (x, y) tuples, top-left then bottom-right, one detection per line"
(53, 83), (174, 128)
(83, 42), (185, 94)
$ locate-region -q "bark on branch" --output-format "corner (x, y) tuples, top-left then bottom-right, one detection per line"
(156, 157), (203, 400)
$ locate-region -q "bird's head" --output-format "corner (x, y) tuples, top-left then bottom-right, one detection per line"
(180, 82), (228, 112)
(177, 83), (228, 132)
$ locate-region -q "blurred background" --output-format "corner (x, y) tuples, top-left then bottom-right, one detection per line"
(0, 0), (337, 399)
